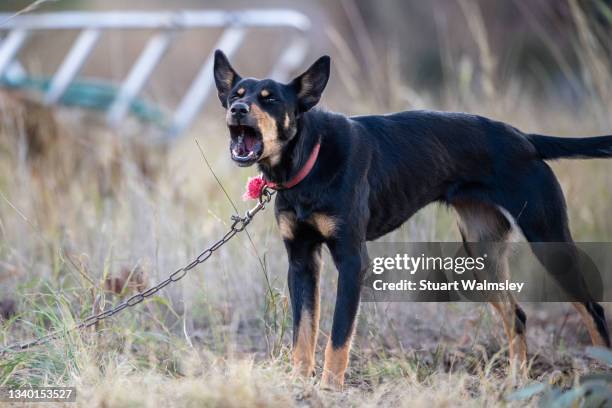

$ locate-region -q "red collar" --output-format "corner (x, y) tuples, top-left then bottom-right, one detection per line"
(266, 142), (321, 190)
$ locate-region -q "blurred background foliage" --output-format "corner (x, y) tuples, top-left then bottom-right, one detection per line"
(0, 1), (611, 406)
(0, 0), (610, 117)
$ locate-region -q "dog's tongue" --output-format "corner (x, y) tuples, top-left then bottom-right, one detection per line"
(244, 134), (256, 151)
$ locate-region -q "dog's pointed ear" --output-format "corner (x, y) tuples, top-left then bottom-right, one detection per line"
(290, 55), (330, 114)
(214, 50), (241, 108)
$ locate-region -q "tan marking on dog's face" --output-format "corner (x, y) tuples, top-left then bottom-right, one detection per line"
(236, 87), (245, 96)
(309, 213), (338, 238)
(321, 338), (352, 390)
(260, 89), (270, 98)
(250, 103), (281, 165)
(278, 211), (296, 241)
(284, 113), (290, 130)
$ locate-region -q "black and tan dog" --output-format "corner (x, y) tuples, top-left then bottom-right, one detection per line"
(213, 50), (612, 389)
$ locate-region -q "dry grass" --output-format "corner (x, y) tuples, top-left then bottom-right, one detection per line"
(1, 1), (611, 407)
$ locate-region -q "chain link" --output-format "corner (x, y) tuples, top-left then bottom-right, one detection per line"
(0, 187), (275, 356)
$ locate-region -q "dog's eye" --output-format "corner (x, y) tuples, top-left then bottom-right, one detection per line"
(261, 94), (276, 103)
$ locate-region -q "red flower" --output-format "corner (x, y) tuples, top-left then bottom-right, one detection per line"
(243, 175), (267, 201)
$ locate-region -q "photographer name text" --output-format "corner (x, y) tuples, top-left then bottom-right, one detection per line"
(370, 254), (525, 293)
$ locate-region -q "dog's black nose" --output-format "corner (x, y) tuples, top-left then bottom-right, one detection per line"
(230, 102), (249, 119)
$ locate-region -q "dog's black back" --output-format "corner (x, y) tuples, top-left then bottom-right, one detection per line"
(273, 108), (609, 241)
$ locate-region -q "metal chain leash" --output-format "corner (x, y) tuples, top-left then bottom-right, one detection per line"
(0, 187), (275, 356)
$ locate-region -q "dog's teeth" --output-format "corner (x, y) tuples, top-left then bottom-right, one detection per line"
(232, 147), (255, 159)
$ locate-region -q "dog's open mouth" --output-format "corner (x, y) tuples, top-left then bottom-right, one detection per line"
(229, 125), (263, 166)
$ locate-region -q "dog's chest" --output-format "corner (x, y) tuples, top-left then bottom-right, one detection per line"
(277, 207), (338, 241)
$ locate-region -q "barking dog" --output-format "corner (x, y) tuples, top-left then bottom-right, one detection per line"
(213, 50), (612, 390)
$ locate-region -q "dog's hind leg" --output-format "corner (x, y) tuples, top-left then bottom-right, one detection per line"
(515, 162), (610, 347)
(523, 234), (610, 347)
(572, 302), (610, 347)
(454, 201), (528, 376)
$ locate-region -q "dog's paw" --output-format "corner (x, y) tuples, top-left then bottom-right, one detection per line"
(320, 371), (344, 391)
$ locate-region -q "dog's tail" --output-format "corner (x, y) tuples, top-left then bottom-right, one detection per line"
(528, 134), (612, 160)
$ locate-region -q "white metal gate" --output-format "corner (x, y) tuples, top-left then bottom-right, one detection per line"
(0, 9), (311, 139)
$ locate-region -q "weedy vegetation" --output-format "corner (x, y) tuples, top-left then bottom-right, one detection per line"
(0, 1), (611, 406)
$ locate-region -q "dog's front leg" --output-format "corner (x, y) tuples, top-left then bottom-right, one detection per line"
(286, 238), (322, 377)
(321, 240), (367, 390)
